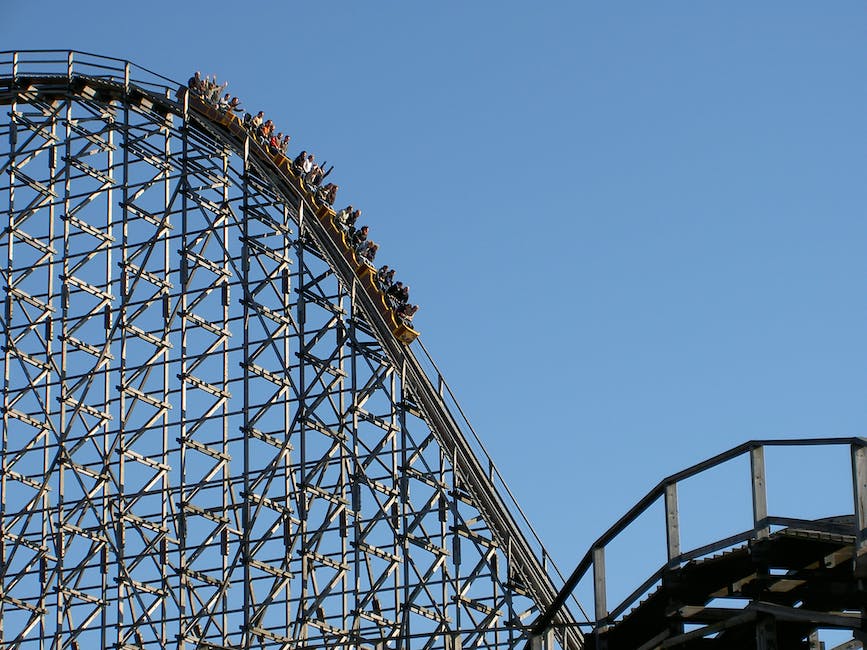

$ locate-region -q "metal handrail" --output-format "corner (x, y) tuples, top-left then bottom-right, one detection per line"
(531, 436), (867, 637)
(0, 50), (179, 108)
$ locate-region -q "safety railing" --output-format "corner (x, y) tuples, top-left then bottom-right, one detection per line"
(530, 437), (867, 641)
(417, 340), (591, 623)
(0, 49), (179, 101)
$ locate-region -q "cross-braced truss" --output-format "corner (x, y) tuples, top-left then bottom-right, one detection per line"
(0, 51), (582, 650)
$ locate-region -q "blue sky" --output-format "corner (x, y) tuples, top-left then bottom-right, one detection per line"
(4, 0), (866, 627)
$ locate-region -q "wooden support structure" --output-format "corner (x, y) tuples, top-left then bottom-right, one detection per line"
(664, 482), (680, 564)
(751, 445), (769, 540)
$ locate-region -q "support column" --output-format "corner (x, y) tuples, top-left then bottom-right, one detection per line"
(593, 546), (608, 650)
(751, 446), (769, 539)
(664, 483), (680, 565)
(755, 614), (777, 650)
(851, 442), (867, 578)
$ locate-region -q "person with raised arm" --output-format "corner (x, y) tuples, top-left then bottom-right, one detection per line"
(319, 183), (338, 206)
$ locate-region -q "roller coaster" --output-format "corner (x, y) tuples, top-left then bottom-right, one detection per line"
(0, 51), (864, 650)
(0, 50), (582, 650)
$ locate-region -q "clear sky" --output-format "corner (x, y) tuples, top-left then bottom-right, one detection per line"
(3, 0), (866, 630)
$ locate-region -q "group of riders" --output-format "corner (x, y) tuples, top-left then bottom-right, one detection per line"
(332, 208), (419, 322)
(187, 72), (419, 326)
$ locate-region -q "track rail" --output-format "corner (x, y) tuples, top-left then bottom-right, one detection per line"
(0, 50), (584, 648)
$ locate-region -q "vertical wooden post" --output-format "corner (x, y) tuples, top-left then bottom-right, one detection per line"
(751, 446), (769, 539)
(755, 614), (777, 650)
(593, 546), (607, 623)
(851, 442), (867, 577)
(665, 482), (680, 565)
(593, 545), (609, 650)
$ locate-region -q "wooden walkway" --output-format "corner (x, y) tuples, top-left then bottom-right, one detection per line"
(587, 517), (862, 649)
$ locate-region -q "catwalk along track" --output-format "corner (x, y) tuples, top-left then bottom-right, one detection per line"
(531, 439), (867, 650)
